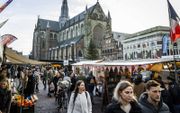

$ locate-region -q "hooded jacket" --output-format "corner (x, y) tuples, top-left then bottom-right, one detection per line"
(139, 92), (170, 113)
(104, 100), (142, 113)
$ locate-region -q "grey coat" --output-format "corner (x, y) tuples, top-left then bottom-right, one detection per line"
(139, 92), (170, 113)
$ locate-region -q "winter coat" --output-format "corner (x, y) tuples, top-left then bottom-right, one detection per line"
(104, 100), (142, 113)
(0, 89), (11, 113)
(24, 74), (35, 97)
(67, 91), (92, 113)
(139, 92), (170, 113)
(133, 82), (145, 99)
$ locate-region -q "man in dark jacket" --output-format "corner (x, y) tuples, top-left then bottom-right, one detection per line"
(139, 80), (170, 113)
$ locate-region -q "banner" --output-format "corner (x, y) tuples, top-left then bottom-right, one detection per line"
(0, 0), (13, 13)
(0, 34), (17, 46)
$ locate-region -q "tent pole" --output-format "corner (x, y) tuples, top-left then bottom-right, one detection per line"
(172, 43), (178, 84)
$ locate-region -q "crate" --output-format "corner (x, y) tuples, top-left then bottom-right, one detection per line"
(18, 105), (34, 113)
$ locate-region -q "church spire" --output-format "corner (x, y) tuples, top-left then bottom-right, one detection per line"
(108, 10), (111, 20)
(59, 0), (69, 28)
(61, 0), (69, 18)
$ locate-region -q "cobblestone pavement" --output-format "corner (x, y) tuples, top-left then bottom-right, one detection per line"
(34, 81), (60, 113)
(34, 81), (104, 113)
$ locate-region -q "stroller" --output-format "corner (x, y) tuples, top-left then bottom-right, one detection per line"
(48, 81), (55, 97)
(56, 80), (71, 112)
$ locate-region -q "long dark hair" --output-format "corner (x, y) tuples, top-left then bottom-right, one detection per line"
(73, 80), (85, 103)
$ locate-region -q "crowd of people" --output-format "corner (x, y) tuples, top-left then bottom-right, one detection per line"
(0, 63), (180, 113)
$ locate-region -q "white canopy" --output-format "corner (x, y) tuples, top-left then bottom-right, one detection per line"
(71, 59), (104, 66)
(72, 58), (175, 66)
(95, 59), (175, 66)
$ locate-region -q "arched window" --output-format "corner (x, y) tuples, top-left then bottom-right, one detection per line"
(76, 26), (78, 36)
(93, 24), (105, 48)
(50, 33), (53, 39)
(81, 24), (84, 34)
(71, 29), (73, 38)
(67, 31), (69, 39)
(63, 32), (65, 40)
(78, 50), (82, 57)
(54, 34), (57, 40)
(42, 40), (45, 49)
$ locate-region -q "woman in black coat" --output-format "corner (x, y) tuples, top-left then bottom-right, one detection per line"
(0, 78), (12, 113)
(104, 80), (142, 113)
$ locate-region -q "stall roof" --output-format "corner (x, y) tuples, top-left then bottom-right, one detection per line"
(95, 59), (175, 66)
(5, 47), (49, 65)
(72, 58), (176, 66)
(71, 59), (104, 66)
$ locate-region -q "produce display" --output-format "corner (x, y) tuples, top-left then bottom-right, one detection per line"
(12, 94), (35, 107)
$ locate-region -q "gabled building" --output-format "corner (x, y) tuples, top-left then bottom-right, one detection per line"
(32, 0), (112, 62)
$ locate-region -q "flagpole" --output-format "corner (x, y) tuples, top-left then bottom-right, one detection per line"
(167, 0), (179, 84)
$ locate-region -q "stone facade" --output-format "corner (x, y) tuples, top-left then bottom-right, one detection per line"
(31, 0), (112, 61)
(121, 26), (180, 60)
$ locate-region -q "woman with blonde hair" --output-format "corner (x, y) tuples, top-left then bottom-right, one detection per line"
(105, 80), (142, 113)
(0, 78), (12, 113)
(67, 80), (92, 113)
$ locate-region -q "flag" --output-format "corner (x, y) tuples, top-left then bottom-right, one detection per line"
(167, 0), (180, 42)
(0, 19), (8, 29)
(0, 0), (13, 13)
(0, 34), (17, 46)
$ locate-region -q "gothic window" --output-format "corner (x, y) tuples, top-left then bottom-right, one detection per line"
(76, 26), (78, 36)
(71, 29), (73, 38)
(81, 24), (84, 34)
(67, 31), (69, 39)
(63, 32), (65, 40)
(61, 48), (64, 59)
(54, 34), (57, 40)
(73, 27), (75, 37)
(42, 40), (45, 49)
(78, 50), (82, 57)
(59, 33), (62, 41)
(50, 33), (53, 39)
(93, 24), (105, 48)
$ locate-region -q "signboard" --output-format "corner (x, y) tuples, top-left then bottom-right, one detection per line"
(63, 60), (69, 66)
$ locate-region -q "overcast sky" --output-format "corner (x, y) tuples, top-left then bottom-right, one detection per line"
(0, 0), (180, 55)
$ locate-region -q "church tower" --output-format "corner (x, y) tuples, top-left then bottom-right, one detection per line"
(59, 0), (69, 28)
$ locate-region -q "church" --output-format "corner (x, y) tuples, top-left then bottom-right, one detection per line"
(31, 0), (112, 62)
